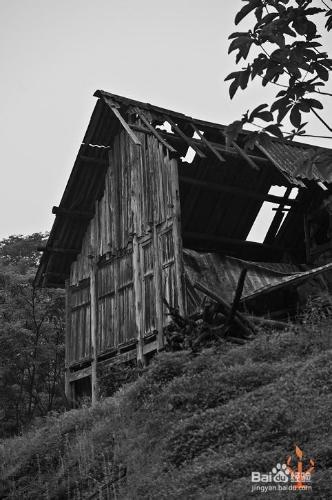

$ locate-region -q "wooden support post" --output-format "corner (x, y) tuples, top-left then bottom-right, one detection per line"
(264, 187), (292, 245)
(89, 260), (98, 406)
(131, 143), (144, 364)
(153, 225), (164, 350)
(169, 154), (185, 315)
(133, 235), (144, 363)
(65, 280), (72, 404)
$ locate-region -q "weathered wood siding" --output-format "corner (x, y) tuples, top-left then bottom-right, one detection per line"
(67, 129), (183, 365)
(68, 281), (91, 363)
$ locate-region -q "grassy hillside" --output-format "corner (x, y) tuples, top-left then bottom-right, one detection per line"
(1, 317), (331, 499)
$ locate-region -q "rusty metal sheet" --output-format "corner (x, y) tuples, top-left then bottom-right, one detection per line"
(184, 248), (332, 304)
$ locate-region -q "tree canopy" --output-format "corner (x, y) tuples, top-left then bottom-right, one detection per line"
(0, 233), (66, 436)
(225, 0), (332, 149)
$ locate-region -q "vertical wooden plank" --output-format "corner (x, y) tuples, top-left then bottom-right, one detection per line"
(150, 139), (164, 349)
(90, 260), (98, 406)
(153, 227), (164, 349)
(169, 154), (185, 315)
(130, 139), (144, 363)
(65, 280), (71, 403)
(90, 198), (99, 406)
(133, 236), (143, 362)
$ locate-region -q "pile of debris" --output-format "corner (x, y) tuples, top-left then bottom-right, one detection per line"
(164, 270), (292, 352)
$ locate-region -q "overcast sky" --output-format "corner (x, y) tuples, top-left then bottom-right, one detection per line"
(1, 0), (331, 240)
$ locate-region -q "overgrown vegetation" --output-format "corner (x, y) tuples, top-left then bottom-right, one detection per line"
(0, 234), (66, 436)
(1, 311), (331, 499)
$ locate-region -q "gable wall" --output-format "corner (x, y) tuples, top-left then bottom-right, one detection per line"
(66, 130), (184, 366)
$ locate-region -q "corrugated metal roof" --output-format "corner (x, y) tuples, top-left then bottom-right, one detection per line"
(184, 249), (332, 303)
(258, 141), (332, 186)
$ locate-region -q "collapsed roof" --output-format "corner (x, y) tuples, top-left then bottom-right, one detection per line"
(35, 90), (332, 288)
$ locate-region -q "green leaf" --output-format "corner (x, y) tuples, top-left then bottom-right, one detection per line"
(271, 97), (289, 113)
(256, 111), (274, 122)
(228, 36), (252, 54)
(228, 31), (249, 39)
(249, 103), (269, 119)
(290, 106), (302, 129)
(277, 105), (292, 124)
(315, 64), (329, 81)
(239, 69), (250, 89)
(235, 0), (260, 25)
(264, 124), (284, 139)
(229, 79), (239, 99)
(236, 42), (253, 63)
(305, 98), (323, 110)
(304, 7), (325, 16)
(224, 71), (241, 82)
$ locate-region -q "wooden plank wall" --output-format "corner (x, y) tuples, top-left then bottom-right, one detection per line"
(68, 281), (91, 363)
(67, 129), (183, 366)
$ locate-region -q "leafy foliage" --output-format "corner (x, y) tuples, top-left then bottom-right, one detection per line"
(0, 234), (66, 437)
(225, 0), (332, 148)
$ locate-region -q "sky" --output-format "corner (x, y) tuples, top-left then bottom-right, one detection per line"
(1, 0), (331, 240)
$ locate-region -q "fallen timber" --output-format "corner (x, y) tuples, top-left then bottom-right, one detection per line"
(163, 273), (255, 351)
(163, 274), (296, 352)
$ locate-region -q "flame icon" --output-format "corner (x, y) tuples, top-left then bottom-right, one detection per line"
(286, 445), (315, 490)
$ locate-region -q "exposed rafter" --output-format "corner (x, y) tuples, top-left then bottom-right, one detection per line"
(179, 176), (298, 206)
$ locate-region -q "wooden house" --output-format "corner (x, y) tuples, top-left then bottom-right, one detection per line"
(36, 90), (332, 403)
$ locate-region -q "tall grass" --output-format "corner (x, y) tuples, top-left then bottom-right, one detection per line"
(1, 314), (331, 499)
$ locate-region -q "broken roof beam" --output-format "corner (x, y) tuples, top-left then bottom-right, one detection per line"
(179, 176), (298, 206)
(264, 187), (292, 245)
(165, 116), (207, 159)
(158, 131), (269, 165)
(190, 124), (226, 163)
(52, 206), (94, 219)
(219, 130), (260, 171)
(103, 96), (141, 146)
(134, 107), (177, 154)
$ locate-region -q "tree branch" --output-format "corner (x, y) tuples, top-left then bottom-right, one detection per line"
(311, 108), (332, 132)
